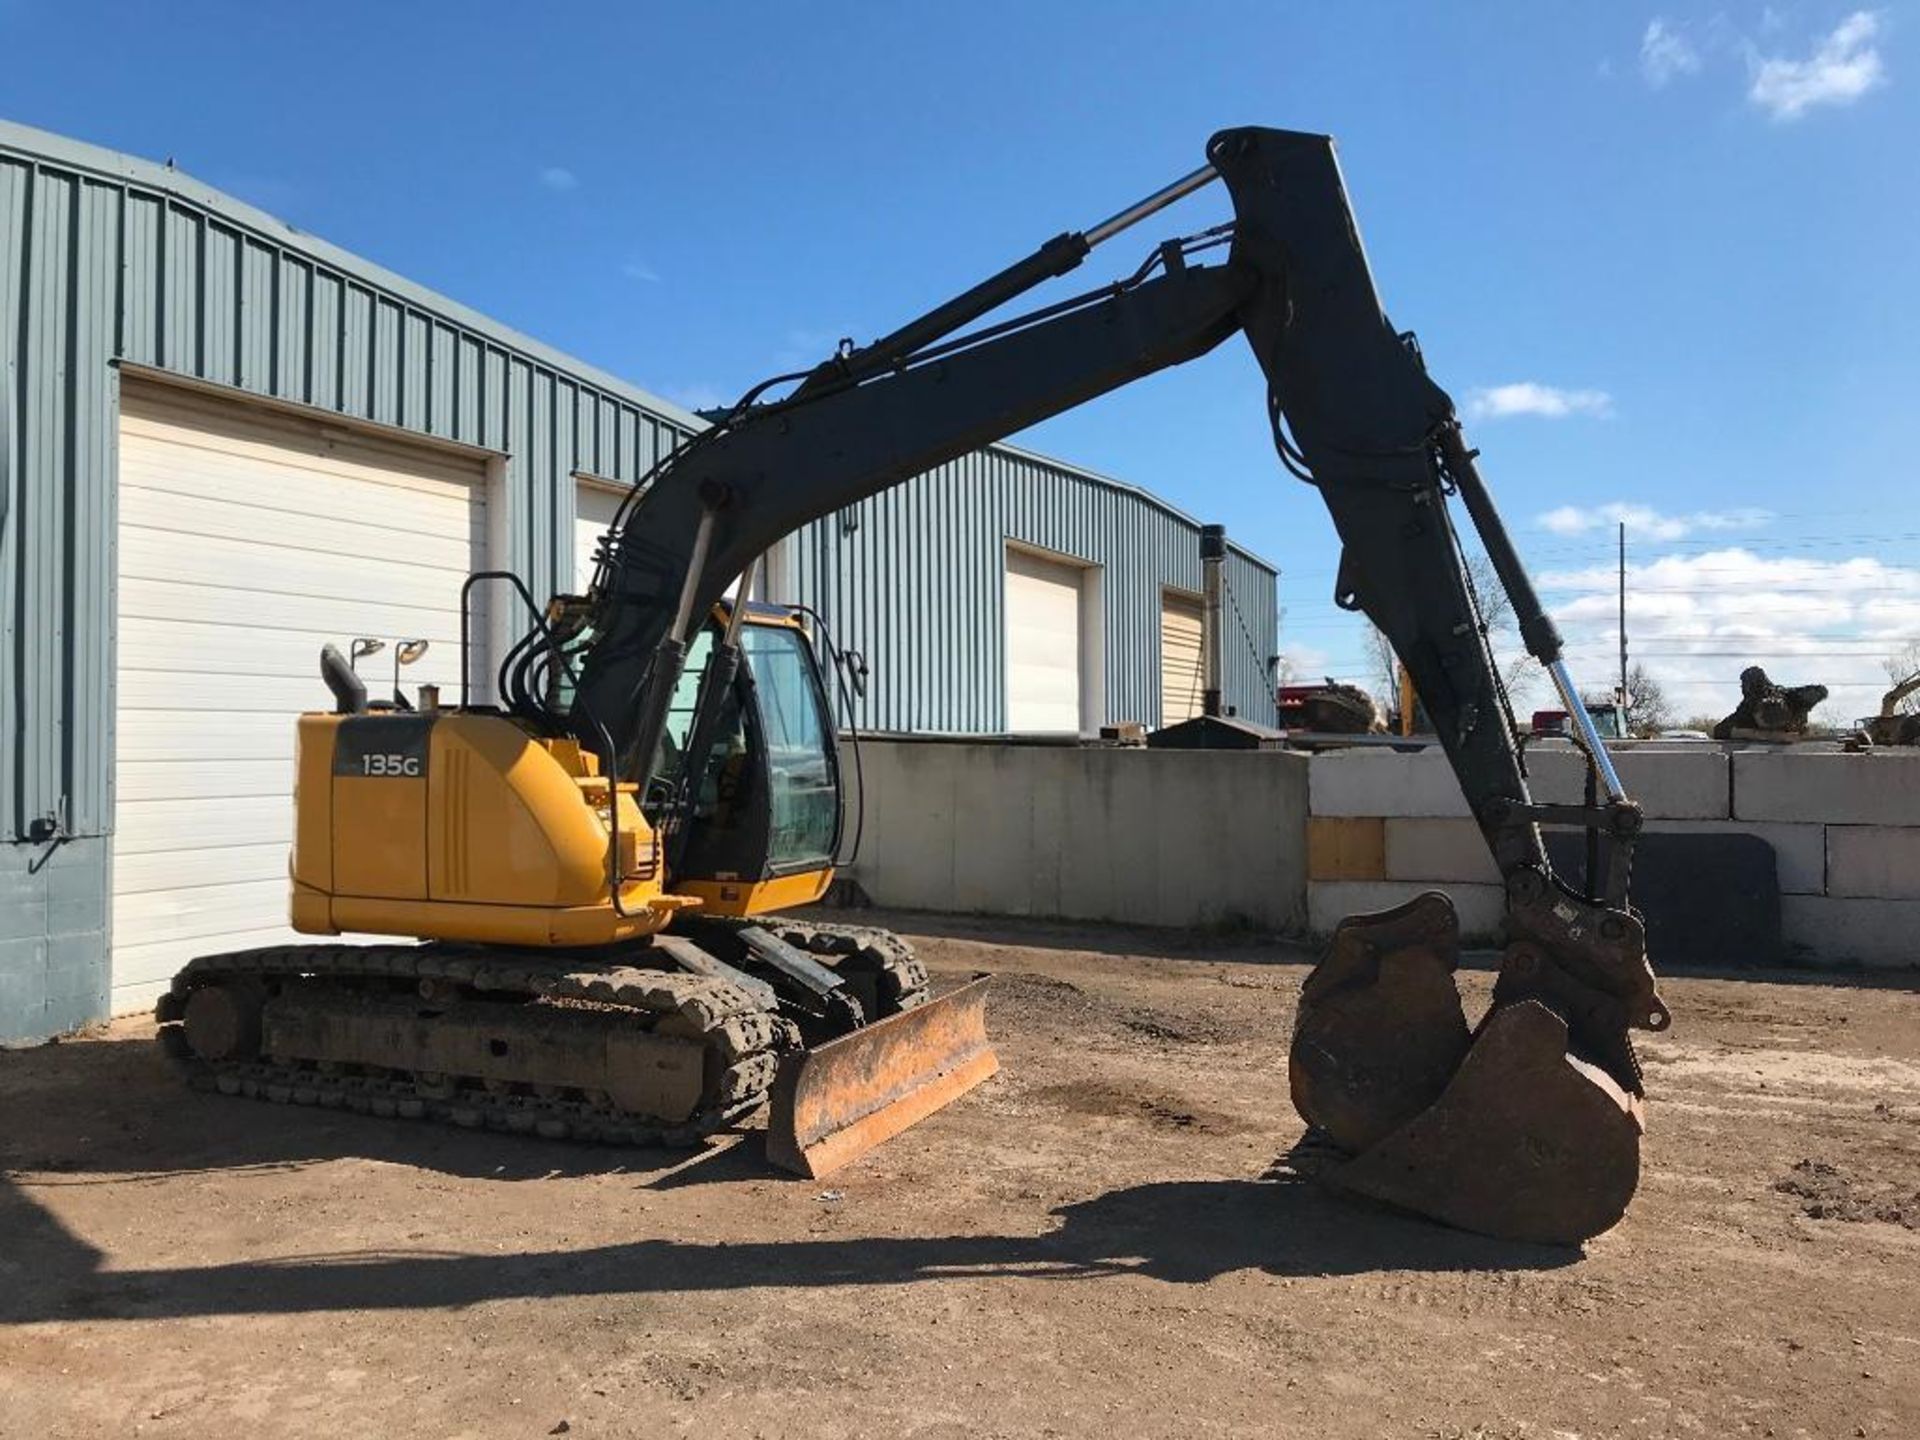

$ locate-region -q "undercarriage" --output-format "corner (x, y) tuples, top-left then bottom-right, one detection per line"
(156, 916), (933, 1149)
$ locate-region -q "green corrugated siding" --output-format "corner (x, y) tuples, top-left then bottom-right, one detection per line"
(788, 446), (1280, 733)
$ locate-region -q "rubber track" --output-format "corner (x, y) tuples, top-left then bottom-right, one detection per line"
(695, 915), (931, 1013)
(157, 944), (786, 1147)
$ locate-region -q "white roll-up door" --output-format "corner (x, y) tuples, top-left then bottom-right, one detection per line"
(112, 382), (489, 1011)
(1160, 589), (1205, 727)
(574, 479), (626, 593)
(577, 477), (764, 607)
(1005, 545), (1084, 733)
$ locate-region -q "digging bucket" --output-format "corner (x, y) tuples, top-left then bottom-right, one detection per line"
(1291, 892), (1645, 1246)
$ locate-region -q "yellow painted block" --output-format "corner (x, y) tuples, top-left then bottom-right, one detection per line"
(1308, 816), (1386, 881)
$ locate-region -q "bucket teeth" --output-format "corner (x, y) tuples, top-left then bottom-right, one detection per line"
(1290, 892), (1646, 1246)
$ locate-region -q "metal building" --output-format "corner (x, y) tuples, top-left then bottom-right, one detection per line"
(0, 119), (1278, 1043)
(774, 446), (1277, 736)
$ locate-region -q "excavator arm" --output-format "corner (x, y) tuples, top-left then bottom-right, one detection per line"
(544, 126), (1664, 1243)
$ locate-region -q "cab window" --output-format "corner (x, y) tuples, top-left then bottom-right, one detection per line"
(740, 623), (839, 867)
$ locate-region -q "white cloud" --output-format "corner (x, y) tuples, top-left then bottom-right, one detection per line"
(1749, 10), (1887, 120)
(1539, 547), (1920, 723)
(622, 259), (661, 283)
(1536, 503), (1773, 541)
(1641, 18), (1703, 87)
(1466, 382), (1614, 421)
(538, 166), (579, 192)
(1276, 641), (1333, 684)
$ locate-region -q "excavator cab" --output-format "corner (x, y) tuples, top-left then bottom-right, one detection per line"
(663, 605), (844, 918)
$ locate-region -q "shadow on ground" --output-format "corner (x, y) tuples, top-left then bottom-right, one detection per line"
(0, 1161), (1576, 1326)
(0, 1013), (1579, 1326)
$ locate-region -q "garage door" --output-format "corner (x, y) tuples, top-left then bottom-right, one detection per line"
(574, 479), (626, 592)
(1005, 545), (1083, 733)
(112, 383), (488, 1011)
(1161, 589), (1204, 727)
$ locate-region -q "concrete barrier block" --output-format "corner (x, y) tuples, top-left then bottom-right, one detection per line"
(1383, 818), (1501, 885)
(1307, 879), (1506, 942)
(847, 741), (955, 911)
(1526, 743), (1730, 820)
(1176, 751), (1310, 931)
(947, 746), (1043, 915)
(1644, 820), (1827, 896)
(1826, 825), (1920, 900)
(849, 742), (1311, 933)
(1311, 744), (1731, 821)
(1310, 751), (1469, 818)
(1734, 749), (1920, 825)
(1782, 895), (1920, 969)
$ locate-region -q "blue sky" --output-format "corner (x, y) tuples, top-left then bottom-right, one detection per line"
(5, 3), (1914, 722)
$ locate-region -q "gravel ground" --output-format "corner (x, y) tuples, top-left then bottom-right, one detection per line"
(2, 910), (1916, 1439)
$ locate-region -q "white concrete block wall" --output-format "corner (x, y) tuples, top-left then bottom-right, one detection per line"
(1372, 815), (1823, 901)
(846, 741), (1311, 931)
(1825, 826), (1920, 900)
(1525, 744), (1731, 820)
(1647, 820), (1827, 896)
(843, 738), (1916, 968)
(1734, 750), (1920, 825)
(1783, 897), (1920, 968)
(1310, 750), (1470, 819)
(1306, 741), (1919, 968)
(1309, 742), (1732, 822)
(1384, 819), (1500, 886)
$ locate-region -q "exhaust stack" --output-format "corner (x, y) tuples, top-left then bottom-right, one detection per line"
(1201, 523), (1227, 718)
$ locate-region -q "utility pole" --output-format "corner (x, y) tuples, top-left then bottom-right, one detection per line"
(1618, 521), (1628, 717)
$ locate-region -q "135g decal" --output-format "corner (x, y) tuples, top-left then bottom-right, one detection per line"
(358, 752), (423, 777)
(332, 715), (433, 779)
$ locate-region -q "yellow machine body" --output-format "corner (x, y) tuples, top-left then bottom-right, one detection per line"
(290, 711), (702, 946)
(289, 604), (844, 946)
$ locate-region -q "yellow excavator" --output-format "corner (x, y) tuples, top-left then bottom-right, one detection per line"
(156, 127), (1665, 1245)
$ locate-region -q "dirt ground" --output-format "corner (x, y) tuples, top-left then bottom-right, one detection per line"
(2, 913), (1917, 1440)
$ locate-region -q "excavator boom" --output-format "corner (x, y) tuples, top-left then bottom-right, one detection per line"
(546, 127), (1662, 1241)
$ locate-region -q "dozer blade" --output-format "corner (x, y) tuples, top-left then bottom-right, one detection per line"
(766, 975), (997, 1178)
(1324, 999), (1643, 1247)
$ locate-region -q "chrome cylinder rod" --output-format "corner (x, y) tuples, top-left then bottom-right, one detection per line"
(1085, 164), (1219, 247)
(722, 554), (764, 643)
(1547, 657), (1629, 803)
(669, 507), (720, 640)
